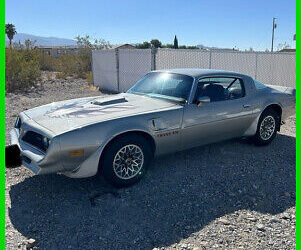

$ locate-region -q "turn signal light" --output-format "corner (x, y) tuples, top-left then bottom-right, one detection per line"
(69, 149), (84, 157)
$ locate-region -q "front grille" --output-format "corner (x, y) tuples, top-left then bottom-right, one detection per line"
(22, 131), (49, 152)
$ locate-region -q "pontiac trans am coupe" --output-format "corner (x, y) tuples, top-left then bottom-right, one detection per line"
(7, 69), (295, 187)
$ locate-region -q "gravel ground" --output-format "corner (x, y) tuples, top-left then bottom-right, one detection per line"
(5, 78), (296, 249)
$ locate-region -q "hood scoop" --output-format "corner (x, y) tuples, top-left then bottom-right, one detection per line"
(92, 97), (128, 106)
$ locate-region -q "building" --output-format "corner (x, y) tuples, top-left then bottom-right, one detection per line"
(37, 45), (79, 57)
(279, 48), (296, 53)
(109, 44), (136, 50)
(38, 43), (136, 57)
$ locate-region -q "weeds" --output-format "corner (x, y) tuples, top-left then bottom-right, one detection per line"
(5, 36), (105, 91)
(5, 48), (41, 92)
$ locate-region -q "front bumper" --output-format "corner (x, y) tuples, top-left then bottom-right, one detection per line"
(9, 128), (45, 175)
(9, 126), (100, 179)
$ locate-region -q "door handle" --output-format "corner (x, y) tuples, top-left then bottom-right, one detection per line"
(243, 104), (251, 108)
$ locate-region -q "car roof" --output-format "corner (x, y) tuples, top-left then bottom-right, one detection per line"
(152, 68), (248, 78)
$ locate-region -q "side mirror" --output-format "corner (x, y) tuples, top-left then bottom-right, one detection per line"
(197, 96), (210, 106)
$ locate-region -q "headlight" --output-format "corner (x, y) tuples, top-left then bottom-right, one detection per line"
(42, 137), (50, 151)
(22, 131), (50, 153)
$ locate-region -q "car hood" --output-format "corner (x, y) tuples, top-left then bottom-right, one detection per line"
(23, 93), (180, 135)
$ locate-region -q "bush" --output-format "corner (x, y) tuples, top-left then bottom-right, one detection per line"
(5, 36), (107, 92)
(5, 48), (41, 92)
(57, 49), (91, 79)
(38, 53), (60, 71)
(57, 54), (83, 78)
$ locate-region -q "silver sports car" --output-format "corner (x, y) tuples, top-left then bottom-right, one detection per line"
(7, 69), (296, 187)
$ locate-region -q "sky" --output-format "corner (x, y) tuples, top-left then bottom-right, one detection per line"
(5, 0), (296, 51)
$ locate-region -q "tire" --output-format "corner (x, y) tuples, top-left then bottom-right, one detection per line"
(252, 108), (280, 146)
(100, 134), (153, 188)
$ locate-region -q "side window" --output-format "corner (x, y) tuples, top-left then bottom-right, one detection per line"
(194, 77), (245, 103)
(227, 79), (245, 99)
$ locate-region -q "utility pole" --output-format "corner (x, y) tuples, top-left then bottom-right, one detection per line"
(271, 17), (277, 52)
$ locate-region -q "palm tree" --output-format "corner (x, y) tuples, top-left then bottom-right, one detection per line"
(5, 23), (17, 47)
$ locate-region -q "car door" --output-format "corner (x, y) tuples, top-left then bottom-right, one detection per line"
(181, 76), (255, 150)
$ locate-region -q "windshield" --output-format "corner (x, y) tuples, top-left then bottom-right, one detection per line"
(127, 72), (194, 102)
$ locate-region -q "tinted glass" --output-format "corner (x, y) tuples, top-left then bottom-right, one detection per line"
(194, 77), (245, 103)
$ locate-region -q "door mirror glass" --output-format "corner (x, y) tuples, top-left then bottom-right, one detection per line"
(197, 96), (210, 106)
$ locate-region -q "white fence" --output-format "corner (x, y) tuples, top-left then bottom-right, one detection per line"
(92, 49), (296, 92)
(92, 50), (118, 92)
(118, 49), (152, 92)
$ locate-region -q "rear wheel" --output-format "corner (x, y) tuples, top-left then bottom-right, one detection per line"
(252, 109), (280, 146)
(100, 134), (153, 187)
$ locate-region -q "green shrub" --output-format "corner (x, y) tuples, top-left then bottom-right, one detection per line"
(5, 35), (107, 91)
(58, 54), (80, 78)
(5, 48), (41, 92)
(38, 53), (60, 71)
(58, 52), (90, 79)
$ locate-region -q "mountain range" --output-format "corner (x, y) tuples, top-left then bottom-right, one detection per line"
(5, 33), (231, 50)
(5, 33), (77, 46)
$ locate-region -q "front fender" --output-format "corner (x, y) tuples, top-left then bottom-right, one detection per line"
(61, 116), (156, 178)
(63, 146), (103, 178)
(63, 127), (155, 178)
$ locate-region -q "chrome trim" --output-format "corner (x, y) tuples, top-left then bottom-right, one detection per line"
(21, 140), (47, 155)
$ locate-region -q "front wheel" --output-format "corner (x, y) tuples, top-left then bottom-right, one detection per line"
(100, 135), (153, 187)
(252, 109), (280, 146)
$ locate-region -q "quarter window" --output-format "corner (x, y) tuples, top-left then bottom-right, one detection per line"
(253, 79), (267, 90)
(194, 77), (245, 103)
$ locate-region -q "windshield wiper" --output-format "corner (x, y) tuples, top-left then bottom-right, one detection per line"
(127, 91), (146, 96)
(145, 93), (186, 103)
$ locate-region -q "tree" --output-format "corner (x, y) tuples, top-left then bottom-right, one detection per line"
(75, 35), (111, 49)
(277, 42), (291, 51)
(136, 41), (151, 49)
(186, 46), (198, 49)
(24, 39), (36, 49)
(164, 43), (174, 48)
(173, 35), (178, 49)
(63, 35), (112, 77)
(150, 39), (162, 48)
(5, 23), (17, 47)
